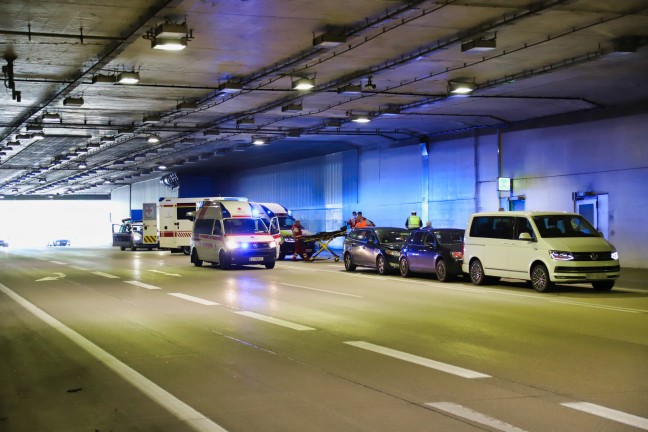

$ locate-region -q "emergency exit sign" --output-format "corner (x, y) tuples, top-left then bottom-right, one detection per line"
(498, 177), (511, 191)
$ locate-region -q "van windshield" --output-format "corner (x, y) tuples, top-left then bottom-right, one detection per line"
(223, 218), (269, 235)
(532, 215), (599, 238)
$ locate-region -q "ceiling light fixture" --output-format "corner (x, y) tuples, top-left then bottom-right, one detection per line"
(32, 132), (45, 140)
(63, 96), (85, 106)
(144, 21), (193, 51)
(26, 124), (43, 132)
(292, 77), (315, 91)
(78, 162), (87, 169)
(101, 136), (116, 142)
(16, 133), (32, 140)
(203, 129), (220, 135)
(281, 102), (303, 112)
(147, 135), (160, 143)
(349, 113), (372, 123)
(3, 146), (13, 151)
(252, 137), (266, 145)
(448, 80), (475, 95)
(117, 71), (140, 85)
(91, 74), (116, 84)
(152, 37), (188, 51)
(461, 37), (496, 53)
(236, 117), (255, 126)
(337, 84), (362, 95)
(218, 81), (242, 93)
(177, 101), (198, 110)
(42, 112), (61, 122)
(8, 140), (20, 146)
(143, 114), (161, 123)
(365, 76), (377, 90)
(313, 33), (346, 48)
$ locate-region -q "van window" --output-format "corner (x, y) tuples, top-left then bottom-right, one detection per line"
(279, 216), (296, 230)
(212, 221), (222, 236)
(533, 214), (598, 238)
(194, 218), (214, 235)
(470, 216), (514, 239)
(514, 217), (536, 240)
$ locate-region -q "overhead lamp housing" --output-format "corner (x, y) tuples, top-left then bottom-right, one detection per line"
(313, 33), (346, 48)
(203, 129), (220, 136)
(42, 112), (61, 122)
(101, 136), (116, 142)
(236, 117), (255, 126)
(337, 84), (362, 95)
(143, 114), (161, 123)
(177, 101), (198, 110)
(613, 36), (640, 53)
(26, 124), (43, 132)
(91, 74), (116, 84)
(219, 82), (242, 93)
(292, 77), (315, 91)
(117, 71), (140, 85)
(32, 132), (46, 140)
(252, 137), (266, 145)
(152, 37), (187, 50)
(281, 102), (303, 112)
(349, 113), (372, 123)
(461, 38), (496, 53)
(63, 96), (84, 106)
(448, 81), (475, 95)
(147, 135), (160, 143)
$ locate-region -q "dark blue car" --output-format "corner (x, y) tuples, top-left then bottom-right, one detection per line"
(399, 228), (465, 281)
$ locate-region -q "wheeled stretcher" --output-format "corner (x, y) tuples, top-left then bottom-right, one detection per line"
(302, 227), (347, 262)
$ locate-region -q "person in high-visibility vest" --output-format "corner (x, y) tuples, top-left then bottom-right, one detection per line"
(405, 211), (422, 230)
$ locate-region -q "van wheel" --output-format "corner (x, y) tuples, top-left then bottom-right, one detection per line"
(399, 258), (411, 277)
(219, 251), (232, 270)
(191, 249), (203, 267)
(469, 259), (487, 285)
(377, 255), (389, 275)
(344, 253), (356, 271)
(436, 259), (449, 282)
(183, 247), (191, 256)
(592, 280), (615, 291)
(531, 264), (554, 293)
(265, 261), (275, 269)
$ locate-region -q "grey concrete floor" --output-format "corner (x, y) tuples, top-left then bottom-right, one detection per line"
(1, 246), (647, 432)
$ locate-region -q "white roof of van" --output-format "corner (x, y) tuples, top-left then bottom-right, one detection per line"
(470, 211), (575, 217)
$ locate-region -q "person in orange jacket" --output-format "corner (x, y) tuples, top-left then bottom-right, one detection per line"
(354, 211), (374, 228)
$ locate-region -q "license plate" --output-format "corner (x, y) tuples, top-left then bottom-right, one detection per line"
(587, 273), (605, 280)
(249, 257), (263, 262)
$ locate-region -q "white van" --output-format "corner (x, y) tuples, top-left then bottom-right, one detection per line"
(190, 198), (278, 270)
(461, 211), (620, 292)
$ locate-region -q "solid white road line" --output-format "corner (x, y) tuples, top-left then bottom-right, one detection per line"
(70, 266), (90, 271)
(92, 271), (120, 279)
(549, 300), (645, 314)
(561, 402), (648, 430)
(235, 311), (316, 331)
(426, 402), (527, 432)
(0, 283), (229, 432)
(124, 280), (161, 290)
(280, 282), (363, 298)
(168, 293), (219, 306)
(344, 341), (490, 379)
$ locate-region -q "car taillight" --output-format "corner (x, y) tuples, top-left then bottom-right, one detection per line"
(451, 251), (463, 260)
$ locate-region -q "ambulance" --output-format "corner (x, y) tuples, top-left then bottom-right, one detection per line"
(157, 197), (213, 254)
(250, 202), (316, 260)
(190, 198), (279, 270)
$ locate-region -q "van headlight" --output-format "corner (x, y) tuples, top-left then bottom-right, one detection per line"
(269, 241), (277, 248)
(550, 250), (573, 260)
(611, 250), (619, 260)
(225, 239), (239, 249)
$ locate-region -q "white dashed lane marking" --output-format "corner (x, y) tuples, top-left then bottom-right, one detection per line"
(562, 402), (648, 430)
(344, 341), (490, 379)
(124, 280), (160, 290)
(168, 293), (219, 306)
(280, 282), (363, 298)
(426, 402), (527, 432)
(235, 311), (315, 331)
(92, 271), (120, 279)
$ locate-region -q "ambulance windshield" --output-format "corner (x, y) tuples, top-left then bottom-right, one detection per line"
(224, 218), (269, 235)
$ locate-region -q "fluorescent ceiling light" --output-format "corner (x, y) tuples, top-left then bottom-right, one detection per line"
(26, 124), (43, 132)
(219, 82), (242, 93)
(155, 22), (189, 38)
(461, 38), (496, 53)
(147, 135), (160, 143)
(117, 71), (140, 85)
(292, 77), (314, 90)
(448, 81), (475, 94)
(91, 74), (116, 84)
(313, 33), (346, 48)
(252, 137), (266, 145)
(42, 112), (61, 121)
(78, 162), (87, 169)
(158, 164), (167, 170)
(350, 113), (371, 123)
(32, 132), (45, 140)
(152, 37), (187, 50)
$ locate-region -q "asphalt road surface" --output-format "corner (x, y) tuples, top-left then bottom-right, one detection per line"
(1, 246), (647, 432)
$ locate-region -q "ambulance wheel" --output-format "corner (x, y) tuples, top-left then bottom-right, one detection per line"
(265, 261), (275, 269)
(183, 247), (191, 256)
(219, 251), (232, 270)
(191, 249), (203, 267)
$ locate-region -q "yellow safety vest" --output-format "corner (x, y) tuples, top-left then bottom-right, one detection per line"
(407, 215), (421, 229)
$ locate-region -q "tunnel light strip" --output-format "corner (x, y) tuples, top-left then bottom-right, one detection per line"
(344, 341), (490, 379)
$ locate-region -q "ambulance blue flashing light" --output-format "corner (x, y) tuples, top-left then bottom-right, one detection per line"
(288, 210), (293, 216)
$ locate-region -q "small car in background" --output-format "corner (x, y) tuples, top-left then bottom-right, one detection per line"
(0, 239), (8, 247)
(399, 228), (465, 281)
(343, 227), (410, 275)
(48, 239), (71, 246)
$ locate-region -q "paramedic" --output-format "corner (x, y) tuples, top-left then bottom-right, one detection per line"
(291, 219), (308, 261)
(405, 211), (422, 230)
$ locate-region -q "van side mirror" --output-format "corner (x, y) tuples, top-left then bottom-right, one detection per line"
(518, 232), (534, 241)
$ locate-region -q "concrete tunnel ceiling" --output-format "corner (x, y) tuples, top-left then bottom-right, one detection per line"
(0, 0), (647, 197)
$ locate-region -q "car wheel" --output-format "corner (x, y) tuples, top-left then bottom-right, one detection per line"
(343, 252), (356, 271)
(191, 249), (203, 267)
(130, 243), (137, 251)
(219, 251), (232, 270)
(399, 257), (411, 277)
(436, 259), (450, 282)
(120, 246), (126, 251)
(377, 255), (388, 275)
(265, 261), (276, 269)
(531, 264), (554, 293)
(592, 280), (615, 291)
(469, 259), (487, 285)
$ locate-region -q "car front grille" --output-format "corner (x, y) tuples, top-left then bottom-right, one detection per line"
(571, 252), (614, 261)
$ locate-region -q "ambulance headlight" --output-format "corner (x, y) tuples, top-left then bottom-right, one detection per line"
(269, 241), (277, 248)
(225, 239), (239, 249)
